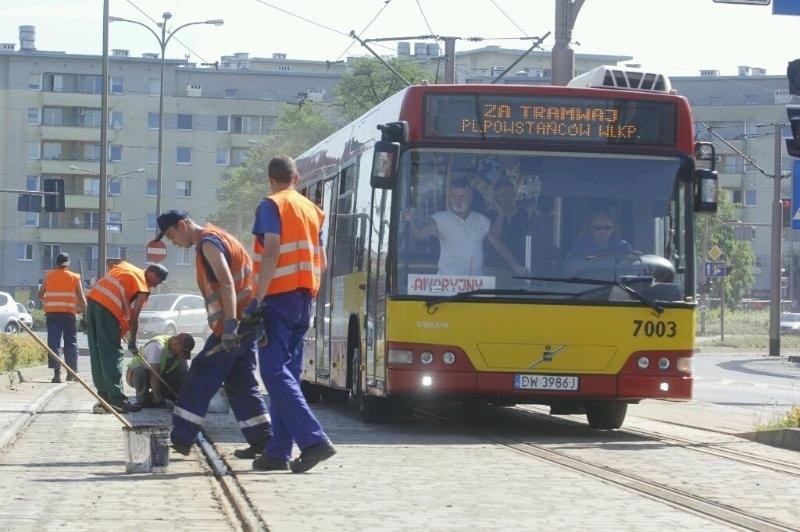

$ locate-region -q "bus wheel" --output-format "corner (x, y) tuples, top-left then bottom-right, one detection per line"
(359, 393), (391, 423)
(322, 388), (349, 404)
(585, 401), (627, 430)
(300, 381), (321, 404)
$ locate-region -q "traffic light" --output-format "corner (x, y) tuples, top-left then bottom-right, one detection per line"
(788, 59), (800, 96)
(787, 105), (800, 158)
(43, 178), (65, 212)
(782, 198), (792, 228)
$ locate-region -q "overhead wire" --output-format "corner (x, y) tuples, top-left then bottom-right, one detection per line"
(335, 0), (394, 61)
(123, 0), (210, 64)
(489, 0), (528, 38)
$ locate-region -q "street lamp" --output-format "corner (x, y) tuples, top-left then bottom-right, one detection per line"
(108, 12), (223, 228)
(69, 165), (145, 273)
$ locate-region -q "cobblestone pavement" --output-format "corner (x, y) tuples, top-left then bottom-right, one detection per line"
(3, 361), (798, 531)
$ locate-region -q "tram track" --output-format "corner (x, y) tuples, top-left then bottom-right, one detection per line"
(0, 380), (265, 532)
(413, 407), (800, 532)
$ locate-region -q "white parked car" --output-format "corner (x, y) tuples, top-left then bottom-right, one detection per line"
(780, 312), (800, 335)
(138, 293), (209, 339)
(0, 291), (21, 333)
(15, 302), (33, 330)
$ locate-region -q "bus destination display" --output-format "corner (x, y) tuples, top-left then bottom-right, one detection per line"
(424, 94), (677, 146)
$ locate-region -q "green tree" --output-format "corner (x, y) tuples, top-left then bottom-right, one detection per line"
(335, 56), (431, 121)
(213, 104), (336, 242)
(696, 192), (755, 309)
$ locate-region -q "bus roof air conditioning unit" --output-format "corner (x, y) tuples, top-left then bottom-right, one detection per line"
(567, 65), (672, 93)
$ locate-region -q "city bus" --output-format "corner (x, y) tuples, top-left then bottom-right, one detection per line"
(293, 65), (717, 429)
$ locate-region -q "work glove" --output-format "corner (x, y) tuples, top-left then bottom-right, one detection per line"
(241, 298), (265, 325)
(128, 340), (139, 356)
(221, 318), (240, 352)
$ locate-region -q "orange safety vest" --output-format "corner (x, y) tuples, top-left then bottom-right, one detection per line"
(195, 224), (255, 335)
(252, 189), (324, 297)
(42, 268), (82, 314)
(87, 261), (148, 338)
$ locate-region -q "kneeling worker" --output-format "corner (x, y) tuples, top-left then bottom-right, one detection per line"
(126, 333), (194, 407)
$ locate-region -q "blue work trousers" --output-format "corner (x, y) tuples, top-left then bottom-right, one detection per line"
(171, 334), (271, 449)
(46, 312), (78, 371)
(259, 290), (328, 461)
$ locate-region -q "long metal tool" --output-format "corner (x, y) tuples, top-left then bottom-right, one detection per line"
(132, 350), (180, 399)
(19, 321), (132, 429)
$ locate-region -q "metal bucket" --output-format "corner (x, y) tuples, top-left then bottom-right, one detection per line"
(123, 425), (171, 474)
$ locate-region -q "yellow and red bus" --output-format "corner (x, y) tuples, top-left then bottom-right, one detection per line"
(294, 65), (717, 429)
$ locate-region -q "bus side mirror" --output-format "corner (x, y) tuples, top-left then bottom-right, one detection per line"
(694, 169), (718, 213)
(370, 141), (400, 189)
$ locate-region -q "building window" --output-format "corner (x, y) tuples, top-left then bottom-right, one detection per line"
(17, 243), (33, 261)
(216, 115), (229, 132)
(148, 79), (160, 96)
(231, 148), (249, 166)
(147, 147), (159, 164)
(146, 213), (157, 231)
(28, 73), (41, 91)
(108, 212), (122, 233)
(108, 245), (127, 262)
(42, 142), (62, 160)
(148, 112), (159, 129)
(731, 189), (758, 207)
(27, 107), (41, 124)
(109, 76), (123, 94)
(84, 143), (101, 161)
(216, 148), (230, 166)
(177, 114), (193, 130)
(83, 178), (100, 196)
(25, 175), (39, 228)
(108, 179), (122, 196)
(175, 247), (191, 265)
(225, 88), (237, 98)
(176, 147), (192, 164)
(176, 180), (192, 198)
(110, 110), (123, 129)
(26, 142), (40, 160)
(146, 179), (158, 196)
(109, 144), (123, 162)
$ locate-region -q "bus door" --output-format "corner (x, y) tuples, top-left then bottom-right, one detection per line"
(365, 186), (391, 392)
(313, 178), (336, 383)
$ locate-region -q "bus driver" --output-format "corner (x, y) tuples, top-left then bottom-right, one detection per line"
(403, 178), (527, 277)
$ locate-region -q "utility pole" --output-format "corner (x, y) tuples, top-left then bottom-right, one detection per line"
(769, 123), (783, 356)
(442, 37), (457, 83)
(99, 0), (110, 278)
(552, 0), (585, 85)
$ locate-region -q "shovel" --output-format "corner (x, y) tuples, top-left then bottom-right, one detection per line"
(19, 321), (132, 429)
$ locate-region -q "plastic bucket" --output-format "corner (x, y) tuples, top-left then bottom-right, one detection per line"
(123, 425), (171, 474)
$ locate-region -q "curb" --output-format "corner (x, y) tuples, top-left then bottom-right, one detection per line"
(1, 365), (52, 392)
(739, 428), (800, 452)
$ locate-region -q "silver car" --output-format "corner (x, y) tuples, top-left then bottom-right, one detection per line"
(0, 291), (21, 333)
(15, 302), (33, 330)
(138, 293), (209, 339)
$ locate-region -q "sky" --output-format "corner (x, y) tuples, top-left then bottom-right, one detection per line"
(0, 0), (798, 78)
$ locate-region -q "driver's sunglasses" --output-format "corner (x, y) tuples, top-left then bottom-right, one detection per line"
(591, 224), (612, 231)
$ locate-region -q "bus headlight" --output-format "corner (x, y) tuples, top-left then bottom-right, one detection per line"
(420, 351), (434, 365)
(658, 357), (671, 370)
(442, 351), (456, 365)
(637, 356), (650, 369)
(388, 349), (413, 364)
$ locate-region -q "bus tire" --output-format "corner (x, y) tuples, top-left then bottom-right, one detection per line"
(359, 393), (391, 423)
(585, 401), (627, 429)
(322, 387), (349, 404)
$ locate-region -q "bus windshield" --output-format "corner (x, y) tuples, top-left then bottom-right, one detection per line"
(395, 149), (687, 302)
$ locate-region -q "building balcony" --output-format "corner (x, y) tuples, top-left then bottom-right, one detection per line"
(41, 159), (100, 175)
(40, 91), (105, 108)
(38, 227), (98, 244)
(41, 125), (99, 142)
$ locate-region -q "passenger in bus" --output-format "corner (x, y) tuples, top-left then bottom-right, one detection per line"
(485, 178), (529, 271)
(403, 178), (527, 276)
(568, 210), (633, 257)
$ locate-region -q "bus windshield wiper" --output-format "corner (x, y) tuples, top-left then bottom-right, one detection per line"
(424, 287), (578, 310)
(515, 276), (665, 315)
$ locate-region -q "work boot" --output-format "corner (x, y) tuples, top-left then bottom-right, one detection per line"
(171, 441), (192, 456)
(51, 369), (62, 383)
(109, 398), (142, 413)
(289, 440), (336, 473)
(66, 372), (75, 382)
(252, 454), (290, 471)
(234, 444), (264, 459)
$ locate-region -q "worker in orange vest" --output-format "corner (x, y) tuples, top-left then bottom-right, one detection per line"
(86, 261), (168, 414)
(38, 252), (87, 383)
(153, 209), (271, 456)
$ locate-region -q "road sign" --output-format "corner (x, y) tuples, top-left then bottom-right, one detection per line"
(793, 160), (800, 230)
(704, 261), (728, 277)
(146, 239), (167, 263)
(708, 244), (723, 261)
(774, 0), (800, 15)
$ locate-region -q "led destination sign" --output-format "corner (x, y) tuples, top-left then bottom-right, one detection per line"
(424, 94), (677, 146)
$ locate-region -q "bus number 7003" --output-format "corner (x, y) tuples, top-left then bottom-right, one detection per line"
(632, 319), (677, 338)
